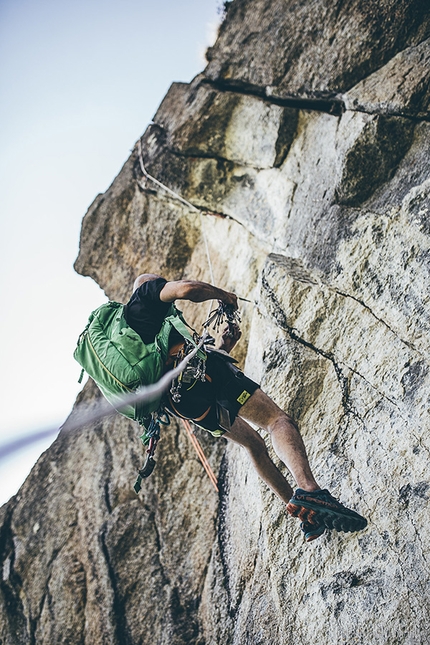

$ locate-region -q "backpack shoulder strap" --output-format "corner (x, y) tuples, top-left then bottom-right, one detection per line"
(164, 309), (206, 360)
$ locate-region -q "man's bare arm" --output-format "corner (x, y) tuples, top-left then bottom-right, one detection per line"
(160, 280), (238, 309)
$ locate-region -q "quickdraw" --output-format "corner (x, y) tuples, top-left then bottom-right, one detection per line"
(169, 339), (207, 404)
(203, 300), (241, 335)
(169, 301), (239, 404)
(133, 410), (169, 493)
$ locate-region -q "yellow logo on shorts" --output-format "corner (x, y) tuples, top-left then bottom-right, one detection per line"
(237, 390), (251, 405)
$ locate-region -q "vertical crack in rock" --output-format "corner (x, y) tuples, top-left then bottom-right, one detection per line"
(260, 273), (355, 420)
(99, 524), (131, 645)
(33, 535), (73, 641)
(260, 270), (423, 423)
(103, 437), (114, 515)
(398, 482), (430, 566)
(150, 510), (171, 591)
(148, 506), (205, 643)
(216, 453), (238, 623)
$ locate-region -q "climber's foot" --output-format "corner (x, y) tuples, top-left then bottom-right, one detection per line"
(287, 488), (367, 533)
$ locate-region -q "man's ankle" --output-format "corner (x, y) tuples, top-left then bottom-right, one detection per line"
(296, 485), (321, 493)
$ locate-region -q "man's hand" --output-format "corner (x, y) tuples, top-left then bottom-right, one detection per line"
(219, 292), (238, 311)
(218, 323), (242, 353)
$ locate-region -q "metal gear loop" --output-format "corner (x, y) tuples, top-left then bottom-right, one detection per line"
(170, 340), (207, 403)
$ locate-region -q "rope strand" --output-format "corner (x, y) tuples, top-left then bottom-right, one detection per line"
(137, 138), (216, 307)
(182, 419), (219, 492)
(0, 140), (225, 486)
(137, 139), (201, 213)
(0, 335), (206, 461)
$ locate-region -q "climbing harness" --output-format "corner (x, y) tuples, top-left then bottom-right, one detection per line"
(169, 338), (208, 404)
(133, 300), (242, 492)
(168, 300), (239, 407)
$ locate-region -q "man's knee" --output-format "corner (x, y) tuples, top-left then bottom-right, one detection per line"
(226, 418), (268, 455)
(240, 389), (301, 437)
(276, 412), (300, 434)
(246, 427), (267, 455)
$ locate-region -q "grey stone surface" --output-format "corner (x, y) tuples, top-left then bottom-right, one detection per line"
(1, 1), (430, 643)
(206, 0), (430, 99)
(343, 37), (430, 119)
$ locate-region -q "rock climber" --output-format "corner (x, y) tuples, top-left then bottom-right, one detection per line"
(124, 273), (368, 542)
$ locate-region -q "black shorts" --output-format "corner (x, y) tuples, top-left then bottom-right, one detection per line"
(166, 350), (260, 436)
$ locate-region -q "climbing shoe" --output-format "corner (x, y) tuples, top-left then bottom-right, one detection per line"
(287, 488), (367, 533)
(300, 520), (325, 542)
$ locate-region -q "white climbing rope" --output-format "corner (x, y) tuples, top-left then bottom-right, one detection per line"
(137, 138), (216, 288)
(0, 335), (207, 461)
(136, 138), (253, 305)
(0, 142), (230, 461)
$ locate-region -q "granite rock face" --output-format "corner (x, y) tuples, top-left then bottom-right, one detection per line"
(1, 1), (430, 644)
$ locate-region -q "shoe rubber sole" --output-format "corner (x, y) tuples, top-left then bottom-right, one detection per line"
(301, 522), (325, 542)
(287, 495), (367, 533)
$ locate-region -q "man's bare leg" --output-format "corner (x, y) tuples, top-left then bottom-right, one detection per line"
(223, 416), (295, 504)
(224, 389), (368, 535)
(223, 388), (320, 505)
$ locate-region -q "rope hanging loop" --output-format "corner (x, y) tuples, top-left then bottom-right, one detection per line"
(136, 138), (216, 289)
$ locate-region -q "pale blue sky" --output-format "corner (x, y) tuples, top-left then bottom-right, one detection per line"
(0, 0), (222, 504)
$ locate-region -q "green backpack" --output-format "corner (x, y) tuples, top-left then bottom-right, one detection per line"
(73, 301), (197, 425)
